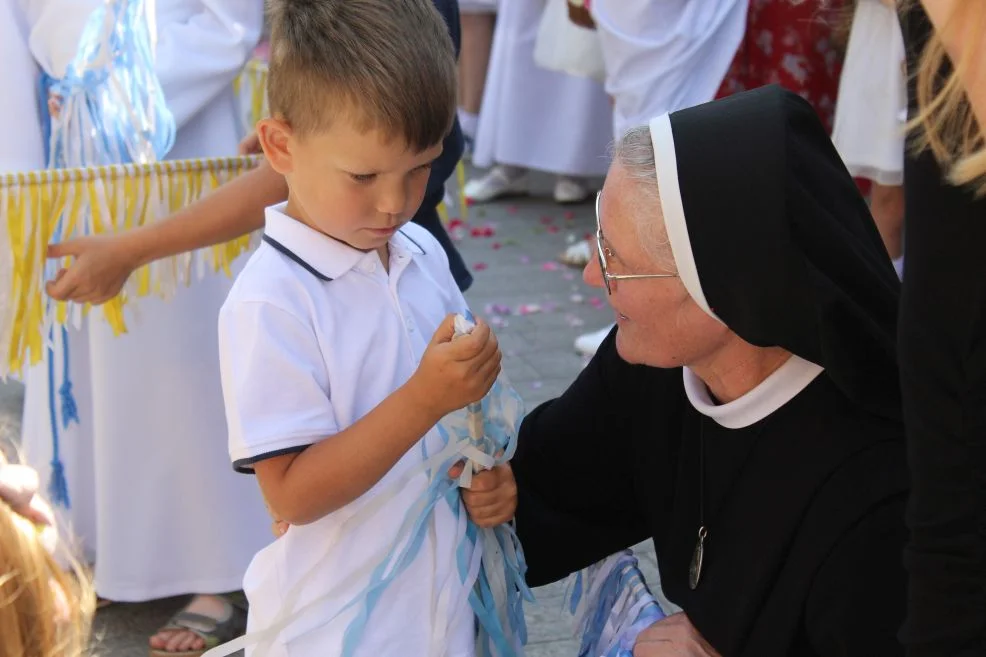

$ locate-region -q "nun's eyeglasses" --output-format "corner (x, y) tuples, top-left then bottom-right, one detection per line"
(595, 192), (678, 295)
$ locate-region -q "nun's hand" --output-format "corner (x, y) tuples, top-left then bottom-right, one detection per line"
(633, 614), (721, 657)
(448, 462), (517, 528)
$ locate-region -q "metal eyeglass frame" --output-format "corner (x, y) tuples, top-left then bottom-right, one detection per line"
(595, 192), (679, 295)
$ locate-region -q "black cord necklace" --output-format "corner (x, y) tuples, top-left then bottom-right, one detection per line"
(689, 419), (707, 590)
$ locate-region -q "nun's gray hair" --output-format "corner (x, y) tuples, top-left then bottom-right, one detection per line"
(613, 126), (678, 274)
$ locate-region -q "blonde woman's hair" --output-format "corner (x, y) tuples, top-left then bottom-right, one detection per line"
(0, 498), (94, 656)
(908, 0), (986, 195)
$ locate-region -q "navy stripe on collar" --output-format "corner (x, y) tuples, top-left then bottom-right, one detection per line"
(262, 235), (333, 281)
(398, 228), (427, 255)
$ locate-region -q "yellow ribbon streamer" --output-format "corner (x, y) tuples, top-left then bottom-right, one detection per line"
(1, 155), (264, 378)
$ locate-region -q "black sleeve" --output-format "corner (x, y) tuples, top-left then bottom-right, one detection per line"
(425, 0), (463, 197)
(431, 0), (461, 57)
(804, 496), (908, 657)
(897, 6), (986, 656)
(512, 330), (661, 586)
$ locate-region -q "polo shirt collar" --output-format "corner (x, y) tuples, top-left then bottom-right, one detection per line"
(263, 202), (426, 281)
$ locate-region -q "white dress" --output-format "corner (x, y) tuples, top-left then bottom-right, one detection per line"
(591, 0), (747, 139)
(0, 0), (44, 173)
(472, 0), (613, 177)
(831, 0), (907, 186)
(17, 0), (273, 602)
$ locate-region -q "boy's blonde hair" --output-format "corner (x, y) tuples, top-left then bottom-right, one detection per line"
(266, 0), (457, 150)
(0, 501), (94, 657)
(907, 0), (986, 195)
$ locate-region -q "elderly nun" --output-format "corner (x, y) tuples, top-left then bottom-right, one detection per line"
(508, 85), (908, 656)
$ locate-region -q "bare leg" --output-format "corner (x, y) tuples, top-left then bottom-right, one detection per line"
(458, 12), (496, 135)
(870, 182), (905, 259)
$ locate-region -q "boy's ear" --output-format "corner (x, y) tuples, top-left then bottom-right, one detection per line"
(256, 117), (296, 175)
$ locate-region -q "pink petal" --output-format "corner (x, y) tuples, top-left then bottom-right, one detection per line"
(539, 216), (554, 225)
(473, 262), (489, 271)
(507, 205), (519, 214)
(485, 303), (512, 315)
(492, 242), (502, 250)
(564, 211), (576, 220)
(520, 255), (531, 264)
(541, 262), (561, 272)
(547, 226), (560, 234)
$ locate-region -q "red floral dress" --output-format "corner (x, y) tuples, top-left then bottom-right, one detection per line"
(716, 0), (845, 132)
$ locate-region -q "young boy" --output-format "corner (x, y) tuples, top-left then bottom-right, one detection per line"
(217, 1), (504, 655)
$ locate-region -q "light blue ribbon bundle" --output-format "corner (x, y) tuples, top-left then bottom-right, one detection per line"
(444, 311), (535, 657)
(566, 550), (666, 657)
(38, 0), (176, 507)
(45, 0), (175, 169)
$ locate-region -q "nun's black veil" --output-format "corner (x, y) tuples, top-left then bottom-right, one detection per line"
(650, 85), (901, 420)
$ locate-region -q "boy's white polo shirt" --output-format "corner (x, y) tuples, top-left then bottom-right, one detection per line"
(218, 203), (475, 657)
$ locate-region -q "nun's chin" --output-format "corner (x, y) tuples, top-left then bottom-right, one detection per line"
(614, 325), (647, 366)
(615, 325), (684, 369)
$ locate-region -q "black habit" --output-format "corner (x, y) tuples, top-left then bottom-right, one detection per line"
(511, 86), (910, 657)
(898, 5), (986, 656)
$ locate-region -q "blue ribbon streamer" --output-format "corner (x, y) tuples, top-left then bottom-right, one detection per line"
(45, 327), (70, 508)
(37, 0), (175, 507)
(566, 551), (666, 657)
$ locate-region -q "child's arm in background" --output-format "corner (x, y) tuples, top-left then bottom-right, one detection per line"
(46, 160), (287, 304)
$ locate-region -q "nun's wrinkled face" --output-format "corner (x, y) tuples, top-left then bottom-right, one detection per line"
(585, 161), (731, 368)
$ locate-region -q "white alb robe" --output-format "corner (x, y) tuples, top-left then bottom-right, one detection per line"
(0, 0), (45, 173)
(17, 0), (272, 602)
(472, 0), (613, 177)
(591, 0), (747, 139)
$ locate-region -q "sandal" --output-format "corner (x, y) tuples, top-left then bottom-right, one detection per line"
(148, 594), (247, 657)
